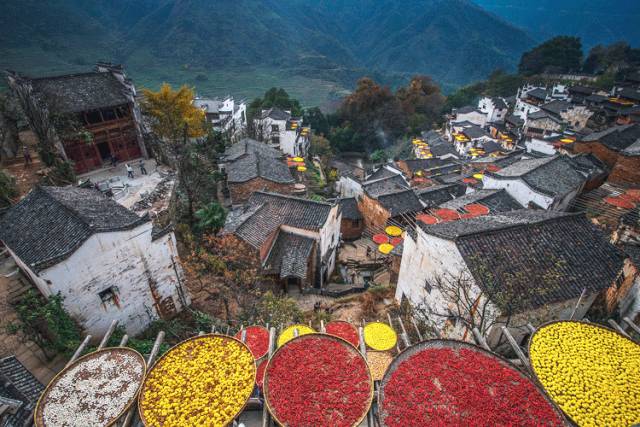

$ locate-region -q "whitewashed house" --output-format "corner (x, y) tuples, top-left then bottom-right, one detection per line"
(482, 155), (585, 210)
(450, 106), (487, 127)
(254, 108), (310, 157)
(478, 97), (508, 123)
(395, 210), (626, 347)
(194, 96), (247, 138)
(0, 186), (189, 337)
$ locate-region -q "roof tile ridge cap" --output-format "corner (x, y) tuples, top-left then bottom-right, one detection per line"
(254, 190), (333, 206)
(38, 186), (95, 231)
(456, 211), (577, 239)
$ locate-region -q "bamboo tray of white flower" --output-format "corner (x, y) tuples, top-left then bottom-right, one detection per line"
(34, 347), (146, 427)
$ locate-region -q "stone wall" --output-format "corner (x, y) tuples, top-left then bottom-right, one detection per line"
(609, 155), (640, 185)
(340, 218), (364, 240)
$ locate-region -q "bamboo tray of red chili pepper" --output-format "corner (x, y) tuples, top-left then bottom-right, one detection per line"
(378, 340), (566, 426)
(263, 334), (374, 427)
(325, 320), (360, 347)
(235, 325), (270, 359)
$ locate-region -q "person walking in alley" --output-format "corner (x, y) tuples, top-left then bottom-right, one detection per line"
(23, 145), (32, 166)
(139, 159), (148, 175)
(126, 163), (134, 179)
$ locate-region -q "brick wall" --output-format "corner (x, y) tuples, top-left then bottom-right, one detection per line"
(228, 178), (295, 205)
(358, 194), (391, 230)
(341, 218), (364, 240)
(572, 141), (620, 169)
(609, 155), (640, 185)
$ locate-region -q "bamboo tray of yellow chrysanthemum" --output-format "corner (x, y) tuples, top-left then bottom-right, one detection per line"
(138, 334), (256, 427)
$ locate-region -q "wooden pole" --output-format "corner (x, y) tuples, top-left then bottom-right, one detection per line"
(526, 323), (536, 334)
(98, 320), (118, 350)
(358, 327), (373, 427)
(396, 317), (411, 348)
(211, 325), (216, 333)
(118, 335), (129, 347)
(411, 317), (423, 341)
(121, 331), (165, 427)
(569, 288), (587, 320)
(320, 320), (326, 333)
(262, 327), (277, 427)
(241, 329), (247, 343)
(472, 328), (490, 351)
(608, 319), (633, 340)
(67, 335), (92, 367)
(500, 327), (530, 372)
(386, 314), (400, 353)
(623, 317), (640, 336)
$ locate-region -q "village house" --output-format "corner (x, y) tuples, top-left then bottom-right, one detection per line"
(338, 197), (364, 240)
(330, 159), (366, 197)
(222, 192), (341, 291)
(478, 97), (508, 123)
(539, 100), (593, 130)
(358, 175), (423, 229)
(193, 95), (246, 138)
(0, 186), (189, 337)
(0, 356), (44, 426)
(438, 189), (523, 214)
(572, 124), (640, 185)
(395, 210), (627, 347)
(415, 184), (466, 209)
(220, 138), (296, 205)
(6, 63), (147, 174)
(523, 110), (563, 138)
(253, 108), (310, 157)
(483, 155), (586, 210)
(450, 106), (487, 127)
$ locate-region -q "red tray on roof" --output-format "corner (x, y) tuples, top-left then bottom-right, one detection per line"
(463, 178), (478, 184)
(373, 234), (390, 244)
(625, 189), (640, 201)
(416, 214), (439, 225)
(434, 208), (461, 222)
(390, 237), (403, 246)
(604, 197), (636, 210)
(464, 204), (490, 216)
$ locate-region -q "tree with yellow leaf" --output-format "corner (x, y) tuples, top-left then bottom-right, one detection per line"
(141, 83), (205, 147)
(141, 84), (218, 226)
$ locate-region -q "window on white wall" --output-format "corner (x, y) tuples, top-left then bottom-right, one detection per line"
(99, 286), (121, 307)
(424, 279), (432, 294)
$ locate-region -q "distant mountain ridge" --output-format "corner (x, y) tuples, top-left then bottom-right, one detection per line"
(0, 0), (573, 105)
(473, 0), (640, 48)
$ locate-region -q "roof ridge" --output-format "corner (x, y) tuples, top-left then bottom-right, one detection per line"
(30, 71), (107, 81)
(253, 191), (334, 207)
(454, 211), (583, 240)
(37, 186), (94, 230)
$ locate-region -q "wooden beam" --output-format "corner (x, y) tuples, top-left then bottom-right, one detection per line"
(98, 320), (118, 350)
(608, 319), (632, 340)
(472, 328), (491, 352)
(500, 327), (530, 372)
(66, 335), (92, 367)
(396, 317), (411, 348)
(118, 335), (129, 347)
(623, 317), (640, 336)
(121, 331), (165, 427)
(411, 317), (423, 341)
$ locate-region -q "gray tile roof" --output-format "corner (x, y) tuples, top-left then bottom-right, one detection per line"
(622, 139), (640, 155)
(429, 141), (458, 158)
(401, 159), (450, 173)
(486, 156), (585, 198)
(0, 186), (148, 272)
(261, 108), (291, 121)
(491, 97), (507, 109)
(415, 184), (466, 208)
(419, 210), (624, 312)
(226, 151), (294, 184)
(222, 138), (283, 162)
(541, 100), (572, 117)
(526, 88), (549, 100)
(463, 125), (490, 140)
(439, 189), (523, 213)
(264, 231), (315, 280)
(367, 166), (400, 181)
(338, 197), (362, 220)
(376, 190), (424, 217)
(619, 88), (640, 102)
(363, 175), (408, 198)
(29, 72), (129, 114)
(456, 106), (480, 114)
(0, 356), (44, 427)
(580, 124), (640, 152)
(224, 192), (333, 249)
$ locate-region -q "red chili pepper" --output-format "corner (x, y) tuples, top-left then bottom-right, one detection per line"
(235, 326), (269, 359)
(380, 347), (563, 426)
(265, 335), (372, 427)
(325, 321), (360, 347)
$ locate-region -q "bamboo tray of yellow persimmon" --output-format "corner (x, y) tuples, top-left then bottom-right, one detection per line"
(138, 334), (256, 427)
